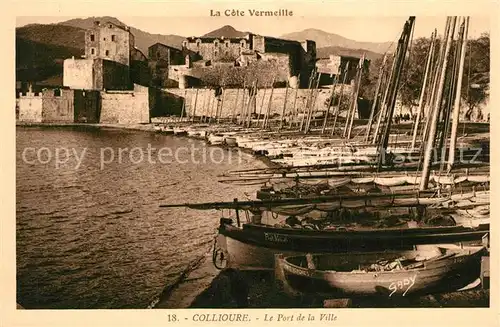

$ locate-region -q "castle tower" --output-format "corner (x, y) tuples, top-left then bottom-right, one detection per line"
(85, 20), (134, 66)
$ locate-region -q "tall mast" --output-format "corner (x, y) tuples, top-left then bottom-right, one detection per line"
(448, 17), (470, 170)
(411, 30), (436, 150)
(377, 17), (415, 170)
(347, 54), (365, 139)
(372, 51), (397, 144)
(419, 16), (457, 191)
(365, 54), (387, 142)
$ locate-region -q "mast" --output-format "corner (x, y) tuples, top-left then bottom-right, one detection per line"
(377, 17), (415, 169)
(322, 75), (339, 134)
(231, 87), (239, 123)
(438, 18), (462, 153)
(257, 86), (267, 127)
(191, 88), (199, 122)
(372, 52), (397, 144)
(411, 30), (436, 150)
(289, 78), (300, 128)
(347, 54), (365, 139)
(305, 73), (321, 133)
(299, 70), (316, 131)
(448, 17), (469, 171)
(263, 77), (276, 129)
(279, 82), (289, 130)
(247, 80), (257, 128)
(365, 54), (387, 142)
(239, 82), (246, 125)
(419, 16), (457, 191)
(331, 62), (350, 136)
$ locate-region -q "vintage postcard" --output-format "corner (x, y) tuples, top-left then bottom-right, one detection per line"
(2, 0), (498, 326)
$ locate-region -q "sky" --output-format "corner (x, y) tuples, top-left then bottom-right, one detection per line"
(16, 16), (489, 43)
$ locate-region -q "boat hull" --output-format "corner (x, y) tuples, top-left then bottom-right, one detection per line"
(281, 247), (485, 297)
(218, 221), (489, 271)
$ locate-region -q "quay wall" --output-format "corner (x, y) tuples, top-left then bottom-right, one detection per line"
(41, 89), (75, 122)
(18, 92), (43, 122)
(162, 86), (354, 119)
(100, 85), (149, 124)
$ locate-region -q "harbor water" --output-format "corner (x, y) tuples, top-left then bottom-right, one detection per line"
(16, 126), (265, 309)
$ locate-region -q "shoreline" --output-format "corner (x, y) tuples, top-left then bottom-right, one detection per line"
(17, 121), (274, 309)
(17, 121), (490, 309)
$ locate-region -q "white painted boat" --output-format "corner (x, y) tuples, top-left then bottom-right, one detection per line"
(208, 133), (225, 145)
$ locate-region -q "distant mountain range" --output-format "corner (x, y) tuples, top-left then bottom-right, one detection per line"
(202, 25), (249, 38)
(60, 16), (186, 54)
(281, 28), (395, 55)
(16, 17), (392, 84)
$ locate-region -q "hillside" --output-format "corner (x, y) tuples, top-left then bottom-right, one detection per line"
(282, 28), (395, 54)
(16, 24), (86, 50)
(60, 17), (186, 54)
(16, 37), (82, 83)
(316, 46), (383, 62)
(15, 18), (392, 85)
(202, 25), (249, 38)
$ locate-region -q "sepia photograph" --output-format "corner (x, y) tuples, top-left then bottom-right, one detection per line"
(10, 1), (494, 319)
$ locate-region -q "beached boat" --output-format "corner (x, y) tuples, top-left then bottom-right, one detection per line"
(255, 173), (490, 199)
(279, 245), (485, 298)
(161, 191), (490, 271)
(216, 218), (489, 271)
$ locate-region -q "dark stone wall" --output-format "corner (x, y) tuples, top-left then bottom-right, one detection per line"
(131, 60), (151, 87)
(74, 90), (101, 123)
(101, 59), (131, 90)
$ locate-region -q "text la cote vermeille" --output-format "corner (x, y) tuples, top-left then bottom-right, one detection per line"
(210, 9), (293, 17)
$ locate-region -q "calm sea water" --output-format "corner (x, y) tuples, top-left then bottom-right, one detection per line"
(16, 126), (265, 309)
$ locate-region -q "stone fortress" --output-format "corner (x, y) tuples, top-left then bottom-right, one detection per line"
(17, 20), (368, 124)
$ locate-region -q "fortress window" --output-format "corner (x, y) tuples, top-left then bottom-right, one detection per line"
(214, 40), (219, 47)
(90, 34), (95, 42)
(105, 50), (110, 56)
(91, 48), (95, 55)
(54, 89), (61, 97)
(111, 35), (116, 42)
(109, 24), (113, 28)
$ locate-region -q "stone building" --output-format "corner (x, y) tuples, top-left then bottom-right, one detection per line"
(63, 20), (134, 91)
(178, 34), (317, 88)
(316, 54), (370, 86)
(148, 43), (189, 88)
(85, 20), (134, 66)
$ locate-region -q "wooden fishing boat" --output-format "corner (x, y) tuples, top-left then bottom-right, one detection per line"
(161, 191), (489, 271)
(216, 218), (489, 270)
(255, 173), (490, 199)
(278, 245), (485, 298)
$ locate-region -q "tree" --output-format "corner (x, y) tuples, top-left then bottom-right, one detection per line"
(399, 37), (437, 114)
(461, 32), (490, 120)
(358, 31), (490, 121)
